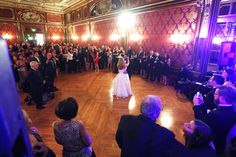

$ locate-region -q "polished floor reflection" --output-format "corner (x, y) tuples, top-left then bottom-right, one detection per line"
(20, 71), (194, 157)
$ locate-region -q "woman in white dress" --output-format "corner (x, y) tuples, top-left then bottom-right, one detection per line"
(112, 56), (132, 98)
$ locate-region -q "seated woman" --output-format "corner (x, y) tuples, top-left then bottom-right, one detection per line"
(53, 97), (94, 157)
(183, 120), (217, 157)
(23, 110), (56, 157)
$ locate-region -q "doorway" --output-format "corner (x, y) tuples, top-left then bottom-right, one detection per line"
(24, 33), (45, 45)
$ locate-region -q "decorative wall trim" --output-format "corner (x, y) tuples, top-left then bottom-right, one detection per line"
(69, 0), (196, 27)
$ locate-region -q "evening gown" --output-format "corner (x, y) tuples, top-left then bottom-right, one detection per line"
(113, 67), (132, 98)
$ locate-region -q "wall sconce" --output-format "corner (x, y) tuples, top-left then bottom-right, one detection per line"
(170, 34), (190, 44)
(110, 34), (120, 41)
(199, 25), (208, 38)
(82, 34), (89, 41)
(91, 35), (100, 41)
(2, 33), (13, 40)
(130, 34), (142, 42)
(212, 36), (223, 45)
(118, 12), (135, 30)
(52, 35), (60, 40)
(71, 34), (79, 40)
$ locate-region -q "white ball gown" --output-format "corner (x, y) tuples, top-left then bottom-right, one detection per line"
(112, 67), (132, 98)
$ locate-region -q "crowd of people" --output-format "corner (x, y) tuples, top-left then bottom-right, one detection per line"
(9, 42), (236, 157)
(9, 42), (172, 108)
(23, 87), (236, 157)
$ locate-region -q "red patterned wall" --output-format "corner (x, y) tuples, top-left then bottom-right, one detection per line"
(74, 24), (89, 45)
(131, 4), (199, 65)
(91, 19), (122, 47)
(47, 26), (64, 43)
(0, 23), (18, 45)
(77, 3), (199, 65)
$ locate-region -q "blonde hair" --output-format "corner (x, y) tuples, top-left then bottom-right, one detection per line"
(117, 58), (125, 70)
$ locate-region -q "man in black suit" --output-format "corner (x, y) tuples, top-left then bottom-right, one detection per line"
(44, 52), (56, 92)
(116, 95), (188, 157)
(145, 50), (156, 81)
(137, 47), (144, 75)
(193, 86), (236, 155)
(28, 61), (45, 109)
(204, 75), (225, 111)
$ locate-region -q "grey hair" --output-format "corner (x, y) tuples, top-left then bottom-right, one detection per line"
(140, 95), (162, 120)
(30, 61), (37, 68)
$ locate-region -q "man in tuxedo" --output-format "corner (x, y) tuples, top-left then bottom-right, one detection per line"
(27, 61), (45, 109)
(145, 50), (156, 81)
(44, 52), (56, 93)
(116, 95), (188, 157)
(193, 86), (236, 155)
(126, 48), (135, 80)
(137, 47), (144, 75)
(32, 52), (40, 63)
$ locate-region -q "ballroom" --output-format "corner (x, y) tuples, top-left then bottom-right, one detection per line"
(0, 0), (236, 157)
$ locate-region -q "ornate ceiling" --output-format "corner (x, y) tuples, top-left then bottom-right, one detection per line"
(0, 0), (90, 13)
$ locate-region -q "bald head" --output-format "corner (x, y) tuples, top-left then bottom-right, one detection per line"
(30, 61), (39, 70)
(140, 95), (162, 121)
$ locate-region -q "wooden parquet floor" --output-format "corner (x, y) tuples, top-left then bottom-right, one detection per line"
(20, 70), (194, 157)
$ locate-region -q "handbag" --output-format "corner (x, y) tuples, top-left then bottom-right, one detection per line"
(32, 132), (56, 157)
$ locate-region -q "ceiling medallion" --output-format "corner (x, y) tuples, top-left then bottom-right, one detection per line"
(21, 11), (43, 23)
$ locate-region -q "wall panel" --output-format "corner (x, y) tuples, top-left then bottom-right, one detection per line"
(0, 23), (18, 45)
(47, 25), (64, 43)
(91, 19), (122, 47)
(74, 23), (89, 45)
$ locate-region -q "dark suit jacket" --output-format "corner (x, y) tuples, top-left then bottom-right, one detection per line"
(44, 60), (55, 81)
(116, 115), (188, 157)
(193, 105), (236, 155)
(27, 68), (43, 96)
(188, 146), (216, 157)
(204, 88), (216, 111)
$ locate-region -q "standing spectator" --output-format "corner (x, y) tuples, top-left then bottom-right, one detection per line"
(205, 75), (225, 111)
(112, 48), (118, 73)
(12, 56), (20, 91)
(16, 54), (28, 89)
(161, 54), (171, 85)
(193, 86), (236, 155)
(44, 52), (56, 92)
(145, 50), (155, 81)
(107, 48), (112, 71)
(53, 97), (95, 157)
(116, 95), (188, 157)
(67, 50), (73, 73)
(94, 51), (99, 72)
(27, 61), (45, 109)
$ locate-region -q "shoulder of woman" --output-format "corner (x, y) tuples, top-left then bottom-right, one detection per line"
(78, 120), (84, 125)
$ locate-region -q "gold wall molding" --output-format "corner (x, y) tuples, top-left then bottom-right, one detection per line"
(68, 0), (196, 27)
